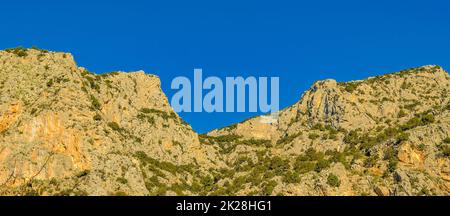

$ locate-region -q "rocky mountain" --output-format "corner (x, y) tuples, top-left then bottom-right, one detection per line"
(0, 47), (449, 196)
(0, 47), (221, 195)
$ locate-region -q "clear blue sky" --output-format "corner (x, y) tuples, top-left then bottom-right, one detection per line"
(1, 0), (449, 133)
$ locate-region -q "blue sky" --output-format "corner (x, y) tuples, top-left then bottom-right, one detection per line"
(1, 0), (449, 133)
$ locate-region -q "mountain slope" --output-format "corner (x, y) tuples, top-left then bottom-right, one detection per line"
(0, 48), (220, 195)
(205, 65), (450, 195)
(0, 48), (449, 196)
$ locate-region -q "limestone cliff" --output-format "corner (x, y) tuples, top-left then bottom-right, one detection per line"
(206, 65), (450, 195)
(0, 47), (220, 195)
(0, 47), (449, 196)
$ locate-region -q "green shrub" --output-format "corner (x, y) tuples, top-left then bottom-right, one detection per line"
(302, 148), (324, 161)
(441, 146), (450, 157)
(315, 158), (330, 172)
(421, 113), (435, 124)
(140, 108), (155, 113)
(398, 109), (407, 118)
(294, 160), (315, 174)
(294, 148), (329, 173)
(387, 159), (398, 173)
(261, 180), (277, 195)
(140, 108), (177, 120)
(5, 46), (28, 57)
(400, 112), (434, 131)
(327, 150), (350, 169)
(137, 113), (155, 124)
(396, 132), (409, 143)
(311, 123), (325, 131)
(416, 143), (426, 151)
(363, 155), (378, 168)
(343, 82), (359, 93)
(90, 95), (101, 110)
(268, 156), (290, 175)
(400, 81), (410, 89)
(404, 101), (421, 111)
(46, 79), (54, 87)
(277, 132), (302, 145)
(85, 76), (100, 91)
(107, 122), (121, 131)
(343, 130), (360, 145)
(75, 170), (90, 178)
(327, 174), (340, 187)
(116, 177), (128, 184)
(384, 146), (397, 160)
(439, 138), (450, 157)
(308, 133), (320, 140)
(282, 171), (300, 184)
(212, 134), (241, 142)
(93, 113), (102, 121)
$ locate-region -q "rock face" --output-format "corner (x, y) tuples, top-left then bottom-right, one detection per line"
(207, 65), (450, 196)
(0, 47), (449, 196)
(0, 48), (219, 195)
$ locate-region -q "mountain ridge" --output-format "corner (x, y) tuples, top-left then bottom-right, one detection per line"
(0, 47), (449, 196)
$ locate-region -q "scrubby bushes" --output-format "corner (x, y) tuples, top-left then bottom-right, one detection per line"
(261, 180), (277, 195)
(294, 160), (316, 174)
(140, 108), (177, 120)
(294, 148), (331, 173)
(199, 134), (240, 154)
(326, 150), (351, 169)
(84, 76), (100, 91)
(364, 155), (378, 168)
(384, 146), (398, 173)
(327, 174), (340, 187)
(277, 132), (302, 145)
(282, 171), (300, 184)
(400, 112), (434, 131)
(403, 100), (421, 111)
(90, 95), (101, 110)
(440, 138), (450, 157)
(343, 112), (435, 153)
(342, 82), (359, 93)
(116, 177), (128, 184)
(308, 133), (320, 140)
(46, 79), (54, 87)
(441, 146), (450, 157)
(107, 122), (122, 131)
(93, 113), (102, 121)
(5, 46), (28, 57)
(137, 113), (155, 124)
(398, 109), (407, 118)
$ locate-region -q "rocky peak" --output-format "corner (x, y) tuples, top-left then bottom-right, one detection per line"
(1, 48), (449, 196)
(0, 48), (219, 195)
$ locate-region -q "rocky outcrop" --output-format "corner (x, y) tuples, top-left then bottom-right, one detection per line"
(206, 64), (450, 196)
(0, 47), (449, 196)
(0, 48), (219, 195)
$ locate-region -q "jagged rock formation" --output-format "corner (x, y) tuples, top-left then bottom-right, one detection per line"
(0, 47), (449, 196)
(0, 47), (220, 195)
(207, 65), (450, 195)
